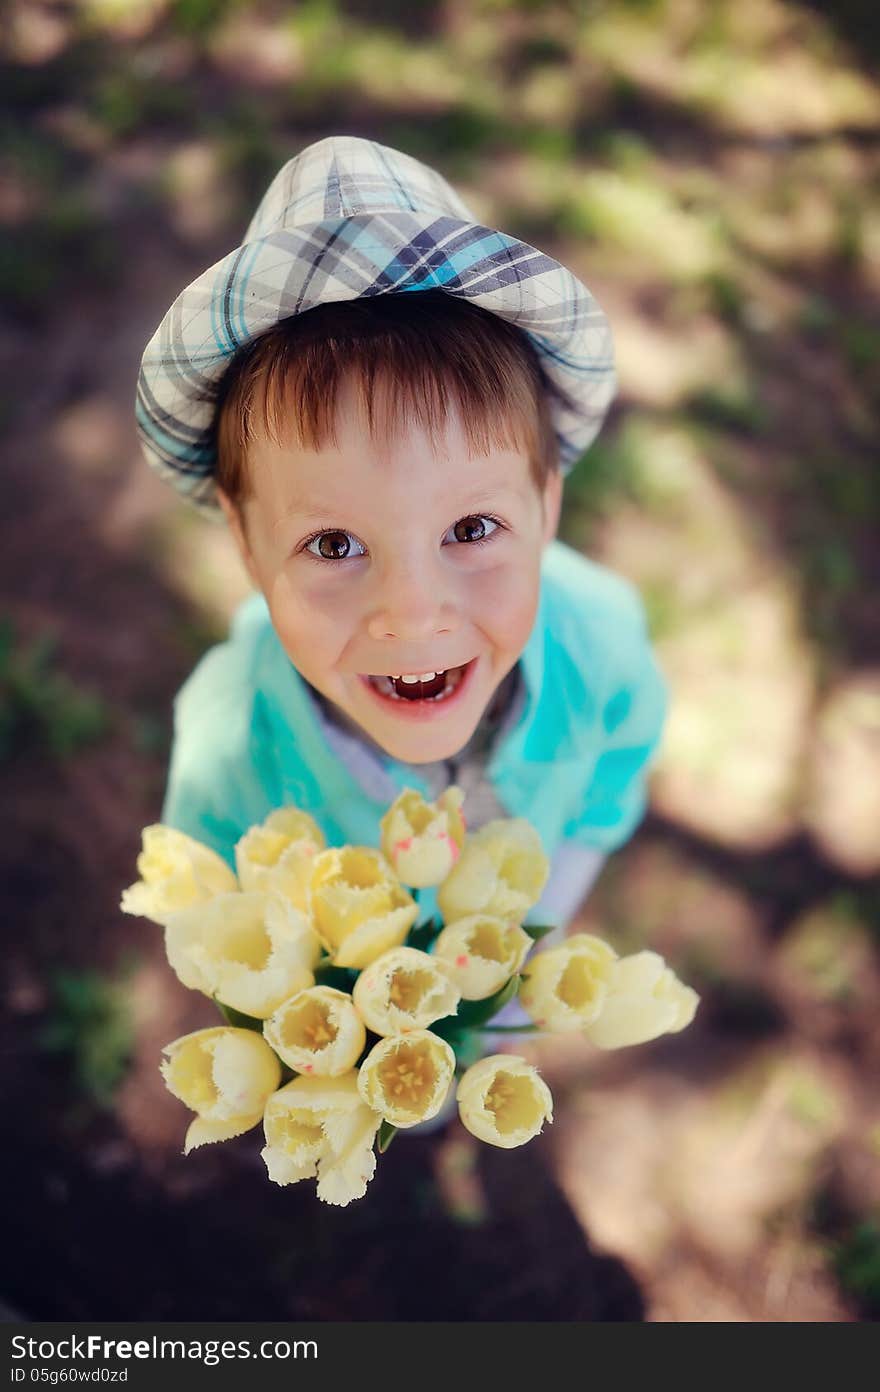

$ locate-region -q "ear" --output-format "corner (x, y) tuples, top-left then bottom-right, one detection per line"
(541, 466), (563, 546)
(216, 485), (260, 588)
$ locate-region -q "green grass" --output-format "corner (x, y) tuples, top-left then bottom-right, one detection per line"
(204, 102), (285, 219)
(0, 618), (109, 760)
(38, 962), (138, 1110)
(168, 0), (249, 38)
(0, 195), (120, 314)
(686, 381), (771, 435)
(89, 70), (192, 140)
(640, 576), (687, 641)
(834, 1218), (880, 1316)
(561, 427), (642, 526)
(838, 321), (880, 379)
(702, 270), (749, 327)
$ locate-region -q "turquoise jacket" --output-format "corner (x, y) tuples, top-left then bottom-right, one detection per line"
(161, 539), (669, 882)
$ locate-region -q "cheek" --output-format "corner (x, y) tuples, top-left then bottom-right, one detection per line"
(266, 572), (353, 666)
(470, 559), (540, 651)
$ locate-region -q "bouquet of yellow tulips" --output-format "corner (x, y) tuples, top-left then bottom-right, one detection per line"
(120, 787), (698, 1206)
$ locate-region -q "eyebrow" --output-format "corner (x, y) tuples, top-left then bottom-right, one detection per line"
(279, 485), (526, 525)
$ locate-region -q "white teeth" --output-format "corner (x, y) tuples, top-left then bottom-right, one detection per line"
(368, 665), (462, 680)
(366, 664), (465, 703)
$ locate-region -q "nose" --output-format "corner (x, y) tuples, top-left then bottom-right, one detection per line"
(365, 552), (460, 642)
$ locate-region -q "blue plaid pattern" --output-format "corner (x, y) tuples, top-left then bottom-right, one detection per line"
(136, 135), (616, 513)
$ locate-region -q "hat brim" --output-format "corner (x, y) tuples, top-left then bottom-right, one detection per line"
(136, 211), (615, 514)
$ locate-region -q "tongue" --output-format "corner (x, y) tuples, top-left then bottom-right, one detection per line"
(393, 672), (447, 700)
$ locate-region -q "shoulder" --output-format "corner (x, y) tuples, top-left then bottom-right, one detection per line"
(164, 592), (282, 847)
(539, 539), (654, 697)
(540, 538), (648, 641)
(534, 540), (669, 759)
(173, 590), (275, 728)
(169, 592), (287, 790)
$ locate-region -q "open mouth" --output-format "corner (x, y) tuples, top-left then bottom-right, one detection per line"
(362, 661), (473, 704)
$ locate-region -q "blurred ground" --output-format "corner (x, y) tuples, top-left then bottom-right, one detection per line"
(1, 0), (878, 1322)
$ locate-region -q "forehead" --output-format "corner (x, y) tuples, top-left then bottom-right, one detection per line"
(247, 374), (537, 526)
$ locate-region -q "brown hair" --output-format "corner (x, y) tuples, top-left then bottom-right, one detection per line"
(212, 289), (566, 515)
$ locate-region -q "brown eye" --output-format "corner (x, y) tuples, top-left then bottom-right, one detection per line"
(453, 516), (488, 544)
(317, 531), (351, 560)
(304, 529), (365, 562)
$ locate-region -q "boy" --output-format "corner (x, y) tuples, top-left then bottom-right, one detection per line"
(136, 135), (668, 940)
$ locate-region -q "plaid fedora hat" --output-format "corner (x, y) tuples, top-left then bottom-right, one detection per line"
(135, 134), (615, 515)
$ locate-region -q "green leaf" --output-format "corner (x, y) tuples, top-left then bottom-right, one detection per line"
(523, 923), (557, 941)
(451, 1031), (489, 1071)
(406, 916), (442, 953)
(429, 1015), (465, 1047)
(313, 963), (359, 992)
(455, 974), (522, 1030)
(213, 997), (264, 1032)
(431, 974), (525, 1052)
(377, 1120), (398, 1154)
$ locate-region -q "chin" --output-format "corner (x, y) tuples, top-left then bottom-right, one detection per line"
(380, 726), (470, 765)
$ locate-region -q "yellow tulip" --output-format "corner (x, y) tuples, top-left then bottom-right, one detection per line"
(352, 946), (460, 1036)
(160, 1026), (281, 1155)
(163, 890), (319, 1019)
(120, 824), (238, 925)
(357, 1030), (456, 1128)
(309, 846), (418, 969)
(263, 986), (366, 1077)
(456, 1054), (553, 1149)
(379, 786), (466, 888)
(432, 915), (533, 1000)
(519, 932), (618, 1032)
(262, 1072), (382, 1206)
(235, 807), (325, 913)
(584, 951), (700, 1050)
(436, 818), (549, 925)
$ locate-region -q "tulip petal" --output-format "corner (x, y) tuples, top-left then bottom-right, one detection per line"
(357, 1030), (456, 1128)
(261, 1073), (382, 1203)
(263, 986), (366, 1077)
(433, 915), (533, 1001)
(261, 1144), (319, 1187)
(457, 1054), (553, 1149)
(184, 1111), (264, 1154)
(161, 1026), (282, 1155)
(310, 847), (419, 968)
(584, 951), (700, 1050)
(163, 891), (319, 1018)
(352, 946), (460, 1036)
(437, 818), (549, 925)
(121, 825), (238, 924)
(315, 1108), (381, 1207)
(333, 907), (418, 970)
(235, 807), (324, 910)
(380, 786), (466, 888)
(519, 933), (618, 1032)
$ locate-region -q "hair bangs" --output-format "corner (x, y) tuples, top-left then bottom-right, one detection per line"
(214, 290), (563, 513)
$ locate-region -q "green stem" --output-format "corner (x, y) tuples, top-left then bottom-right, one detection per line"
(474, 1023), (538, 1034)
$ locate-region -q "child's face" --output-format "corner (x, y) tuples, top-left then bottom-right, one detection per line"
(218, 374), (562, 766)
